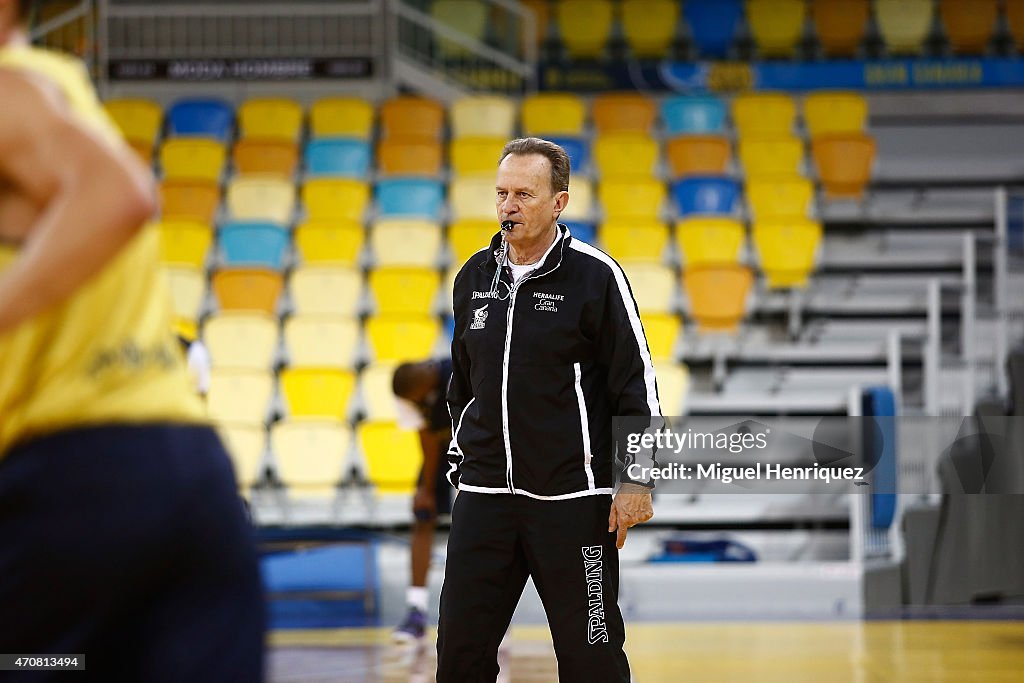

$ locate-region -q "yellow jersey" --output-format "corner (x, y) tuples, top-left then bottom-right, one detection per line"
(0, 46), (204, 456)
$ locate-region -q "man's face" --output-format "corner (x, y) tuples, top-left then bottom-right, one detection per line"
(495, 153), (568, 248)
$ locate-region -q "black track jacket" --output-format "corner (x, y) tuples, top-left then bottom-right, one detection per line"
(446, 224), (661, 499)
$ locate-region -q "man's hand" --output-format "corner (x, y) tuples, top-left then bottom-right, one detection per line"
(608, 483), (653, 549)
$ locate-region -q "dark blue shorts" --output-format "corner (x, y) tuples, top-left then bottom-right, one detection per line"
(0, 424), (265, 682)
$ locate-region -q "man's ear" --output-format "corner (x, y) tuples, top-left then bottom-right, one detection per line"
(552, 190), (569, 219)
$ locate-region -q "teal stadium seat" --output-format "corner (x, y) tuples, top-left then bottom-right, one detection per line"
(661, 95), (727, 136)
(376, 178), (445, 220)
(304, 138), (371, 178)
(219, 222), (290, 270)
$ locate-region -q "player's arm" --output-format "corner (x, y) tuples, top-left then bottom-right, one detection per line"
(0, 69), (156, 333)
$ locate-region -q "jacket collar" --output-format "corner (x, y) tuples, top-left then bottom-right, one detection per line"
(481, 223), (571, 279)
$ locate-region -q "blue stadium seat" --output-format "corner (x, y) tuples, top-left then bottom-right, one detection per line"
(671, 176), (741, 217)
(564, 221), (597, 244)
(305, 138), (371, 178)
(661, 95), (727, 136)
(547, 136), (590, 173)
(220, 221), (290, 269)
(683, 0), (743, 58)
(376, 178), (445, 220)
(862, 386), (897, 530)
(167, 98), (234, 140)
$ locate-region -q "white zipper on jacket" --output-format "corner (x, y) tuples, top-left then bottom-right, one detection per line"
(501, 278), (523, 494)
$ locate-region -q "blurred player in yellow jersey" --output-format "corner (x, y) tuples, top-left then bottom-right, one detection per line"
(0, 1), (264, 680)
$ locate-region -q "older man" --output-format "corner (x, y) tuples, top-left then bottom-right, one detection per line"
(437, 137), (660, 681)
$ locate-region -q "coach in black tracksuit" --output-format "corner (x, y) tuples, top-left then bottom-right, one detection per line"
(437, 138), (660, 682)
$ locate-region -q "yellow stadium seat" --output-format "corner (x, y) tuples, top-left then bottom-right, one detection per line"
(683, 264), (753, 333)
(207, 369), (274, 424)
(365, 314), (440, 362)
(164, 265), (206, 322)
(811, 0), (869, 57)
(157, 219), (212, 268)
(592, 93), (657, 134)
(294, 220), (364, 266)
(432, 0), (489, 57)
(310, 97), (374, 139)
(217, 423), (266, 491)
(641, 312), (680, 361)
(104, 98), (162, 146)
(1009, 0), (1024, 51)
(746, 177), (814, 221)
(370, 219), (443, 268)
(359, 362), (400, 420)
(271, 419), (351, 497)
(226, 175), (295, 224)
(621, 0), (680, 58)
(451, 95), (517, 139)
(732, 92), (797, 138)
(665, 135), (731, 178)
(280, 368), (356, 420)
(811, 133), (876, 198)
(203, 312), (279, 370)
(160, 138), (226, 182)
(448, 219), (497, 264)
(593, 133), (660, 180)
(753, 218), (822, 289)
(621, 263), (676, 314)
(212, 268), (283, 315)
(875, 0), (933, 55)
(377, 138), (444, 177)
(450, 136), (507, 177)
(233, 139), (299, 177)
(284, 315), (360, 370)
(561, 178), (595, 222)
(675, 217), (746, 266)
(302, 178), (370, 222)
(803, 91), (868, 137)
(738, 135), (804, 179)
(450, 175), (499, 221)
(290, 265), (362, 316)
(380, 96), (445, 140)
(357, 420), (421, 493)
(940, 0), (997, 54)
(656, 362), (690, 416)
(600, 178), (665, 221)
(159, 180), (220, 224)
(369, 267), (441, 315)
(601, 220), (669, 263)
(747, 0), (807, 57)
(237, 97), (303, 142)
(556, 0), (613, 58)
(521, 93), (586, 136)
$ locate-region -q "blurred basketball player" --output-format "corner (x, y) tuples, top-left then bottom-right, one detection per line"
(0, 1), (264, 680)
(391, 359), (454, 642)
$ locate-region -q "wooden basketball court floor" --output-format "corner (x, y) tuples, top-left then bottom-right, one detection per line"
(269, 619), (1024, 682)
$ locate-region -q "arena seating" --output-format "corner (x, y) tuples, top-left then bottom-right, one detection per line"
(105, 87), (878, 497)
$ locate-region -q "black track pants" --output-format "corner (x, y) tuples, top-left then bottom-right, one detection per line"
(437, 491), (630, 682)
